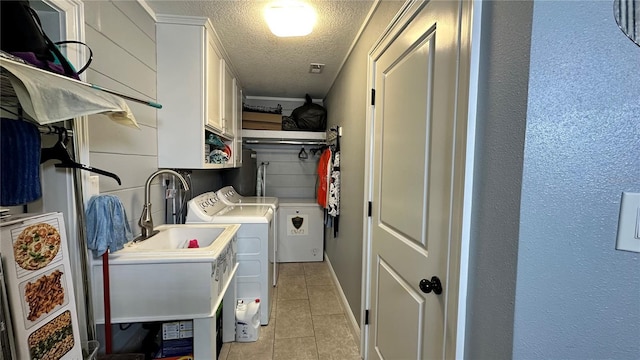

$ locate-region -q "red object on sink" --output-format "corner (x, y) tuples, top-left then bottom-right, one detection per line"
(188, 239), (199, 248)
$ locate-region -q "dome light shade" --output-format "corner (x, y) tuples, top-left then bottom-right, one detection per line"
(264, 1), (316, 37)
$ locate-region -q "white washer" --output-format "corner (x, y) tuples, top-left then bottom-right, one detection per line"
(186, 191), (274, 325)
(278, 198), (324, 262)
(217, 186), (280, 285)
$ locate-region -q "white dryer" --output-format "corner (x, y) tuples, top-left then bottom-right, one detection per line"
(216, 186), (279, 285)
(186, 191), (274, 325)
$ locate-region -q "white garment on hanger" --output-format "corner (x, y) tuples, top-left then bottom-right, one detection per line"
(256, 164), (264, 196)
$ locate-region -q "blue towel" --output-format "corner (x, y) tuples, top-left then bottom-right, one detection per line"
(85, 195), (133, 257)
(0, 118), (42, 206)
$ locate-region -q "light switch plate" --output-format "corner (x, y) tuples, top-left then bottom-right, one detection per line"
(88, 176), (100, 198)
(616, 192), (640, 253)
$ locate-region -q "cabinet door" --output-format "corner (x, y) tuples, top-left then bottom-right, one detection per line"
(234, 83), (243, 166)
(206, 33), (223, 132)
(222, 60), (235, 137)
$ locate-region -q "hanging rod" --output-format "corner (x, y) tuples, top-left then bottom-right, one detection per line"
(38, 125), (74, 137)
(244, 139), (326, 146)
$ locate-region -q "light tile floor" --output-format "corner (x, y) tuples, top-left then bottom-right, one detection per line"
(219, 261), (361, 360)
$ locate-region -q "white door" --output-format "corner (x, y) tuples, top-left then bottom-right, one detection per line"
(367, 1), (467, 359)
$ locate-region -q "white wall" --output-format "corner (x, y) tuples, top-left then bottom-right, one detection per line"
(464, 1), (640, 359)
(463, 2), (533, 358)
(513, 1), (640, 358)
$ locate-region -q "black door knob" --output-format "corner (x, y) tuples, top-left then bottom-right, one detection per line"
(419, 276), (442, 295)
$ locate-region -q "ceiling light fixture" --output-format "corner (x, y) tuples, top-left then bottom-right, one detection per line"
(264, 1), (317, 37)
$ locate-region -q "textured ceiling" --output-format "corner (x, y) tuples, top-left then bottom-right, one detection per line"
(145, 0), (375, 99)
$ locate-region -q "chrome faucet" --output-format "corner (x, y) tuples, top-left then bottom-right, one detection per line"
(134, 169), (190, 242)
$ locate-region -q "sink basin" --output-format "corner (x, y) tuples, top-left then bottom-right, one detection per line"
(108, 224), (240, 262)
(91, 223), (240, 324)
(125, 225), (228, 250)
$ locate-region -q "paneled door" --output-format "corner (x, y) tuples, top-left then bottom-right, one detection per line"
(367, 0), (468, 358)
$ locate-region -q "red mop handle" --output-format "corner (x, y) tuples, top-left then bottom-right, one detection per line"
(102, 252), (112, 354)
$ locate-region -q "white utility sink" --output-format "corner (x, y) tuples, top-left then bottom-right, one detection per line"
(91, 223), (240, 324)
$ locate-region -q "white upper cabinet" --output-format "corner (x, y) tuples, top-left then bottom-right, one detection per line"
(206, 33), (223, 133)
(234, 84), (243, 166)
(156, 15), (240, 169)
(222, 59), (235, 138)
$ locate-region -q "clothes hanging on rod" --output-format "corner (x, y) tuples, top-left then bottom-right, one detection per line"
(327, 126), (341, 236)
(257, 162), (269, 196)
(40, 126), (122, 185)
(317, 147), (332, 209)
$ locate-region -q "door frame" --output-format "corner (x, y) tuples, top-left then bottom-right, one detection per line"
(361, 0), (479, 358)
(38, 0), (93, 342)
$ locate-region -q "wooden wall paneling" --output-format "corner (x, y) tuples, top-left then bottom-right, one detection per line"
(86, 72), (157, 128)
(88, 120), (157, 156)
(89, 153), (160, 192)
(111, 1), (156, 40)
(252, 144), (321, 199)
(85, 26), (156, 97)
(84, 1), (156, 68)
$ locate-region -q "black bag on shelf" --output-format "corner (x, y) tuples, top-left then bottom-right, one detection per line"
(281, 116), (298, 131)
(0, 0), (92, 79)
(290, 94), (327, 131)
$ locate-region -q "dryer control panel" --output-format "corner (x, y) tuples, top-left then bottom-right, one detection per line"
(218, 186), (241, 203)
(187, 192), (227, 220)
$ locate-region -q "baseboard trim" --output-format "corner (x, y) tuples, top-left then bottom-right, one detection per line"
(325, 252), (361, 346)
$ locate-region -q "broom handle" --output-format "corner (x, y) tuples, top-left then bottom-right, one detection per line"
(89, 84), (162, 109)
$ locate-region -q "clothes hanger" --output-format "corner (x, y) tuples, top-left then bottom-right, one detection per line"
(298, 146), (308, 160)
(310, 145), (327, 156)
(40, 126), (122, 185)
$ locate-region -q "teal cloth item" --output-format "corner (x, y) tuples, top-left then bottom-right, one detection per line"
(205, 133), (226, 149)
(85, 195), (133, 257)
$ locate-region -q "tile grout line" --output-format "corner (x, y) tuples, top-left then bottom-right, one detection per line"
(306, 269), (322, 360)
(303, 265), (321, 359)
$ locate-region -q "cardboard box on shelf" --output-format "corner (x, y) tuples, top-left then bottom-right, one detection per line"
(242, 120), (282, 130)
(242, 111), (282, 123)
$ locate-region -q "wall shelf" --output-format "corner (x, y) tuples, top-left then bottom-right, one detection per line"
(242, 129), (326, 142)
(0, 56), (140, 128)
